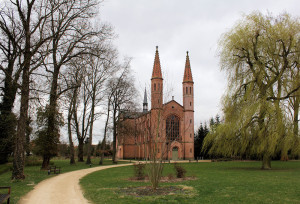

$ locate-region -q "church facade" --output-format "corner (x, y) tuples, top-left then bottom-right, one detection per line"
(117, 46), (194, 160)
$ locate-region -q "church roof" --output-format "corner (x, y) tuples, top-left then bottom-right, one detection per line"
(152, 46), (162, 79)
(183, 51), (193, 83)
(121, 111), (147, 119)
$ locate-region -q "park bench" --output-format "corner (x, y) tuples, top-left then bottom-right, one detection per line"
(0, 186), (11, 204)
(48, 166), (61, 175)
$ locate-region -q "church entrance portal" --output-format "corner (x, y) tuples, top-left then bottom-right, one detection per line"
(172, 147), (178, 160)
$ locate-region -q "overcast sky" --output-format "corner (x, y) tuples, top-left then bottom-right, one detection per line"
(97, 0), (299, 127)
(56, 0), (300, 144)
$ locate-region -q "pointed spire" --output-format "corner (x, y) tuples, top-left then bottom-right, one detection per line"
(183, 51), (193, 82)
(143, 87), (147, 104)
(143, 87), (148, 112)
(152, 46), (162, 79)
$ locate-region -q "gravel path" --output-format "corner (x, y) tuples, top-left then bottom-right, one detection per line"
(19, 163), (133, 204)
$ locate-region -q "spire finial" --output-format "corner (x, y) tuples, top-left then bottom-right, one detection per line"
(186, 51), (189, 56)
(156, 46), (158, 51)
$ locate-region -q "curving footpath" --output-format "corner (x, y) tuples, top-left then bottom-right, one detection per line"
(19, 163), (133, 204)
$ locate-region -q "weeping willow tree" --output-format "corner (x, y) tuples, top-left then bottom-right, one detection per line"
(203, 12), (300, 169)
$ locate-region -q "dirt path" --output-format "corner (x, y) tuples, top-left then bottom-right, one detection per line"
(19, 163), (132, 204)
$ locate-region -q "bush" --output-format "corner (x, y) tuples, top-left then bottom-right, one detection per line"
(167, 173), (174, 180)
(174, 163), (187, 178)
(25, 156), (54, 167)
(0, 165), (11, 175)
(133, 163), (146, 180)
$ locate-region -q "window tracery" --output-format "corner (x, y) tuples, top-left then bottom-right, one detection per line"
(166, 115), (180, 141)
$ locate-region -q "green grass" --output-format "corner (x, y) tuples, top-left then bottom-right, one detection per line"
(0, 157), (128, 203)
(80, 161), (300, 204)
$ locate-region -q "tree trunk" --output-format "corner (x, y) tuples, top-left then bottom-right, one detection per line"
(86, 91), (96, 164)
(78, 138), (84, 162)
(43, 62), (60, 168)
(112, 108), (117, 164)
(12, 55), (30, 179)
(25, 118), (32, 157)
(261, 154), (271, 170)
(42, 155), (51, 170)
(67, 94), (76, 165)
(68, 102), (76, 164)
(100, 98), (110, 165)
(293, 95), (299, 138)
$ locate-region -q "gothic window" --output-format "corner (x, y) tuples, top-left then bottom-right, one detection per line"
(186, 87), (188, 94)
(166, 115), (180, 141)
(154, 83), (156, 91)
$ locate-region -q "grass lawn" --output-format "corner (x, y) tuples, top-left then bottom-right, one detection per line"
(80, 161), (300, 204)
(0, 157), (128, 203)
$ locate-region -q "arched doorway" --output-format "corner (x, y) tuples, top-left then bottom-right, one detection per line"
(172, 147), (178, 161)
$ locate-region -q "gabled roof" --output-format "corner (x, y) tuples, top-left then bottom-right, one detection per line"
(163, 100), (184, 109)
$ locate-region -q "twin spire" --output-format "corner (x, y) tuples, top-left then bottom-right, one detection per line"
(152, 46), (193, 82)
(145, 46), (193, 111)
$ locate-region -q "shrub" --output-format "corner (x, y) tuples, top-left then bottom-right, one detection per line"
(133, 163), (146, 180)
(0, 165), (11, 175)
(25, 156), (54, 167)
(174, 163), (187, 178)
(167, 173), (174, 180)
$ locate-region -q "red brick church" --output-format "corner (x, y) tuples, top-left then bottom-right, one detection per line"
(117, 46), (194, 160)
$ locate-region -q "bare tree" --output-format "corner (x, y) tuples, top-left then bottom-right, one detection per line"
(84, 45), (117, 164)
(40, 0), (112, 169)
(11, 0), (55, 179)
(64, 61), (83, 164)
(108, 60), (137, 163)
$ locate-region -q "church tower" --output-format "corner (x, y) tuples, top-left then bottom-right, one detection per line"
(151, 46), (163, 110)
(183, 51), (194, 159)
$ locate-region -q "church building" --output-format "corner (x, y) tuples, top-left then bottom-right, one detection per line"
(117, 46), (194, 160)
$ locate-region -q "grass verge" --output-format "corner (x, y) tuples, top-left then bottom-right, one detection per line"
(80, 161), (300, 203)
(0, 157), (128, 203)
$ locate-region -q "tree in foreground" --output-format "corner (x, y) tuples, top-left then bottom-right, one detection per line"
(203, 12), (300, 169)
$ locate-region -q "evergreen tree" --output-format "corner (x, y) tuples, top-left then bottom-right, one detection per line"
(194, 122), (210, 159)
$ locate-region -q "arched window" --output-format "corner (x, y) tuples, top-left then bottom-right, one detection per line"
(186, 87), (188, 94)
(166, 115), (180, 141)
(154, 83), (156, 91)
